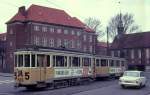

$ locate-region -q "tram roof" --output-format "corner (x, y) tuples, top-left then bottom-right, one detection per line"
(14, 47), (125, 60)
(15, 48), (93, 57)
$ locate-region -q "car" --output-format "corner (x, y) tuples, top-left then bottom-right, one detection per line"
(119, 71), (146, 88)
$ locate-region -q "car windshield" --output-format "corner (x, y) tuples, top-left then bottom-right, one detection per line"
(123, 72), (140, 77)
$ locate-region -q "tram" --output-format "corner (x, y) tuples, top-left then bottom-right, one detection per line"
(14, 49), (126, 89)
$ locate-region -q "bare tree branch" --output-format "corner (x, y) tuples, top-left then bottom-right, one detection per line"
(84, 17), (104, 38)
(107, 13), (140, 41)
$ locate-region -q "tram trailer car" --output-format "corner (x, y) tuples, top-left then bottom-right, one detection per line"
(94, 55), (126, 79)
(14, 50), (126, 89)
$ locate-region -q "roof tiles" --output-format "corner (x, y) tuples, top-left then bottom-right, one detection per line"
(8, 4), (94, 32)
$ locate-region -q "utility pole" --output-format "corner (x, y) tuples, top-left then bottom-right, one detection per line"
(106, 27), (109, 56)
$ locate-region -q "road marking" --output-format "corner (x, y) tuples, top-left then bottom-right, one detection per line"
(0, 80), (14, 84)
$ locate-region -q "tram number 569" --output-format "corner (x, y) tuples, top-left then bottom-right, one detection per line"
(25, 72), (30, 80)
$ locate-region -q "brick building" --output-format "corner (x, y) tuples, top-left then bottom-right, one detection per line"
(109, 13), (150, 71)
(4, 4), (97, 73)
(96, 42), (108, 56)
(0, 33), (6, 72)
(110, 32), (150, 71)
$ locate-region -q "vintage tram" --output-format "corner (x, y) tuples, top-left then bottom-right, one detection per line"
(14, 49), (126, 89)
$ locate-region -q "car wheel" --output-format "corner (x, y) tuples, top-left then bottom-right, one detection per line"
(121, 85), (126, 88)
(143, 83), (146, 87)
(138, 83), (142, 89)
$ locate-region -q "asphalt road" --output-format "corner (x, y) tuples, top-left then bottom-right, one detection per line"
(0, 72), (150, 95)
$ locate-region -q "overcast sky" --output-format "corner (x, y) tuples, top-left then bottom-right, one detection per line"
(0, 0), (150, 36)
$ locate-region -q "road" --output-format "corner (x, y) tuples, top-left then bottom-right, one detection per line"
(0, 72), (150, 95)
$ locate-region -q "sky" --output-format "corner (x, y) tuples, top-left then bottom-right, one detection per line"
(0, 0), (150, 41)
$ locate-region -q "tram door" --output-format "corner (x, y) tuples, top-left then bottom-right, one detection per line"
(37, 54), (47, 82)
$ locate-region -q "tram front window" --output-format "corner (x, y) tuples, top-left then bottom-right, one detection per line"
(18, 55), (23, 67)
(25, 54), (30, 67)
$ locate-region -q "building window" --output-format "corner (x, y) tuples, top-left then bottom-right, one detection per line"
(57, 39), (62, 47)
(111, 51), (114, 57)
(89, 35), (92, 42)
(71, 30), (75, 35)
(10, 53), (13, 58)
(131, 49), (134, 59)
(57, 29), (61, 34)
(118, 50), (120, 57)
(70, 40), (75, 48)
(83, 46), (87, 52)
(83, 35), (86, 41)
(10, 29), (13, 34)
(50, 27), (54, 33)
(10, 42), (13, 46)
(64, 30), (68, 34)
(64, 39), (69, 48)
(90, 46), (93, 53)
(43, 37), (47, 46)
(146, 48), (149, 58)
(34, 25), (39, 31)
(77, 31), (81, 36)
(42, 26), (47, 32)
(34, 36), (39, 45)
(49, 38), (54, 47)
(77, 40), (81, 49)
(138, 49), (141, 58)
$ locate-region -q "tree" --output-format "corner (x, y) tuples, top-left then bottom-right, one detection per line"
(84, 17), (104, 38)
(107, 13), (139, 41)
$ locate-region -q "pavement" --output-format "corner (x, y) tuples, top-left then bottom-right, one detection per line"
(0, 73), (13, 77)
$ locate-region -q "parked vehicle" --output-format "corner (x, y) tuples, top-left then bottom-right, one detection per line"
(119, 71), (146, 88)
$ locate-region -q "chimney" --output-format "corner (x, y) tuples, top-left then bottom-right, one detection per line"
(18, 6), (26, 16)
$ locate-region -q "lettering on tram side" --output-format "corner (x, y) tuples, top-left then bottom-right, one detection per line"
(54, 68), (83, 78)
(25, 72), (30, 80)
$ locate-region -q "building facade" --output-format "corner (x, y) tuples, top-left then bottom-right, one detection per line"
(0, 33), (6, 72)
(96, 42), (108, 56)
(110, 32), (150, 71)
(109, 13), (150, 71)
(4, 5), (97, 73)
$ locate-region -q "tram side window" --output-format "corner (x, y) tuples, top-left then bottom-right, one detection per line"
(110, 60), (114, 67)
(37, 54), (45, 67)
(25, 54), (30, 67)
(55, 56), (67, 67)
(69, 57), (72, 67)
(96, 59), (100, 66)
(121, 61), (125, 66)
(53, 56), (56, 67)
(31, 55), (35, 67)
(83, 58), (91, 67)
(116, 60), (120, 67)
(47, 55), (50, 67)
(101, 59), (107, 67)
(18, 55), (23, 67)
(72, 57), (80, 67)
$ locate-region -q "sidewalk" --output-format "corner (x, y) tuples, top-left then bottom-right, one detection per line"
(0, 73), (13, 77)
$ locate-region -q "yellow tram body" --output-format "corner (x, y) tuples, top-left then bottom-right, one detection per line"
(14, 49), (126, 89)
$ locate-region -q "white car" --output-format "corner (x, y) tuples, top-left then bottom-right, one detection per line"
(119, 71), (146, 88)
